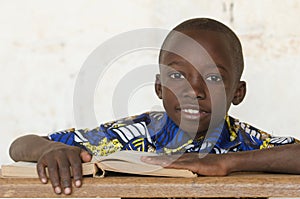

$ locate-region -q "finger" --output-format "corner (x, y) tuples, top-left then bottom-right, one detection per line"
(172, 153), (201, 161)
(37, 162), (48, 184)
(163, 159), (208, 175)
(141, 155), (177, 166)
(57, 159), (72, 195)
(69, 153), (83, 188)
(141, 156), (163, 165)
(80, 150), (92, 163)
(163, 160), (192, 169)
(47, 162), (62, 194)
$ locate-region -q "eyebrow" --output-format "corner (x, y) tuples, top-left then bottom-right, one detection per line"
(167, 60), (228, 73)
(167, 60), (188, 66)
(213, 64), (228, 73)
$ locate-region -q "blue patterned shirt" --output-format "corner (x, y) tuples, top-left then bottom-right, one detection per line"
(48, 111), (297, 156)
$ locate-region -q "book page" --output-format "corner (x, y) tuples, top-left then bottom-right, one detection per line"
(93, 151), (197, 178)
(1, 161), (97, 178)
(1, 161), (38, 178)
(93, 150), (158, 165)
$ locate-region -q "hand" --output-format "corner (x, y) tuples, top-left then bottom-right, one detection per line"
(141, 153), (232, 176)
(36, 143), (92, 195)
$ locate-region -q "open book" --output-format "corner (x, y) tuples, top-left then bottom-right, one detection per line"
(1, 151), (197, 178)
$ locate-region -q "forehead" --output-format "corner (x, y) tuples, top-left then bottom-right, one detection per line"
(160, 30), (235, 74)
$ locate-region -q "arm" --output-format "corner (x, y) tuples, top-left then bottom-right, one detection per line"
(141, 144), (300, 175)
(230, 144), (300, 174)
(9, 134), (91, 195)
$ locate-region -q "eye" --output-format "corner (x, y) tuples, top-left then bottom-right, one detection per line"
(205, 74), (222, 82)
(169, 72), (185, 79)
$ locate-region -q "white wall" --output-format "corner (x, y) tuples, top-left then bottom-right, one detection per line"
(1, 0), (300, 164)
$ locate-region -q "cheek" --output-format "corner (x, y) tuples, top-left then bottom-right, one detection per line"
(209, 86), (232, 113)
(161, 81), (185, 99)
(161, 86), (180, 105)
(205, 84), (223, 102)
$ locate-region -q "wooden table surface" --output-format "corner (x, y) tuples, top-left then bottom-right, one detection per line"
(1, 172), (300, 198)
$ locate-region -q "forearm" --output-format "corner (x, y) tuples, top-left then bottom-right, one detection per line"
(9, 134), (65, 162)
(228, 144), (300, 174)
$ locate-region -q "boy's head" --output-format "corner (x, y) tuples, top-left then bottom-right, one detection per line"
(155, 18), (246, 137)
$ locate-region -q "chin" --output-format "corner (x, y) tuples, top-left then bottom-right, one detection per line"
(177, 121), (209, 135)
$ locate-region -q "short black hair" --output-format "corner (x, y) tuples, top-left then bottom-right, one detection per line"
(159, 18), (244, 80)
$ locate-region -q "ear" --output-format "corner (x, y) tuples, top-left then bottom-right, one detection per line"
(155, 74), (162, 99)
(232, 81), (246, 105)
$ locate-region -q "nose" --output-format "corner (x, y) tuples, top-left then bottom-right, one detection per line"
(183, 76), (207, 100)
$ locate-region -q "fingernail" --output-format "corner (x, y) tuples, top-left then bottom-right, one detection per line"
(75, 180), (81, 187)
(41, 178), (47, 183)
(64, 187), (71, 195)
(54, 187), (61, 194)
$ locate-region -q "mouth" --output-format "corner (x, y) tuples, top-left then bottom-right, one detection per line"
(177, 106), (210, 120)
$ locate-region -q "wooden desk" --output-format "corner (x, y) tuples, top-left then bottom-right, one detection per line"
(1, 173), (300, 198)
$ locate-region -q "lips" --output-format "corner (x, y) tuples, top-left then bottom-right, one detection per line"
(181, 108), (201, 114)
(176, 105), (211, 120)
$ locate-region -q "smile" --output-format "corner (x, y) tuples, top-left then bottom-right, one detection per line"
(182, 109), (200, 114)
(179, 107), (210, 120)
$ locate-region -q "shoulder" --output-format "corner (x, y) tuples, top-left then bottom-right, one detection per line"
(228, 115), (298, 148)
(227, 116), (269, 141)
(101, 111), (166, 127)
(148, 111), (167, 123)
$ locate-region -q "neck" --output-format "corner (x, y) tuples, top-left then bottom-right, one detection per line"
(194, 117), (227, 141)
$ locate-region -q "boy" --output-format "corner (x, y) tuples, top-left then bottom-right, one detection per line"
(9, 18), (300, 195)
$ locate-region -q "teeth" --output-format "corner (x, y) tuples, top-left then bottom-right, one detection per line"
(182, 109), (200, 114)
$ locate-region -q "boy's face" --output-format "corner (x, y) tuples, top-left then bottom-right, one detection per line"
(156, 30), (246, 136)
